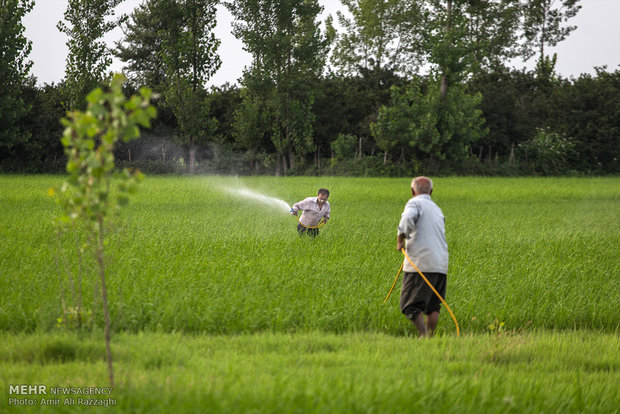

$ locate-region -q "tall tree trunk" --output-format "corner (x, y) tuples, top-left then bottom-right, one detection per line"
(358, 136), (363, 158)
(275, 153), (282, 176)
(539, 3), (547, 62)
(439, 0), (453, 100)
(288, 145), (295, 170)
(96, 216), (114, 388)
(189, 141), (196, 175)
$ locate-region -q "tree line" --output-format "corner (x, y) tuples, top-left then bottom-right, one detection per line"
(2, 0), (618, 175)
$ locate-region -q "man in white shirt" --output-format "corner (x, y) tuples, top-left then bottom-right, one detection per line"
(290, 188), (330, 237)
(396, 177), (448, 337)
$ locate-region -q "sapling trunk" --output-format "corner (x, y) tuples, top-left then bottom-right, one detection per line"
(96, 215), (114, 388)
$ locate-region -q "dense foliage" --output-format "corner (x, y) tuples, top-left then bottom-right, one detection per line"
(3, 67), (617, 175)
(1, 0), (618, 175)
(57, 0), (125, 110)
(0, 0), (34, 156)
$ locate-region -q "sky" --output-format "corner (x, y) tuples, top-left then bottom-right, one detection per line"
(23, 0), (620, 87)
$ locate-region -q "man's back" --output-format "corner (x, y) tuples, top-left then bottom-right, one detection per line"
(399, 194), (448, 274)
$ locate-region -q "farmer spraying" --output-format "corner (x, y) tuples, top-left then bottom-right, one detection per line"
(396, 177), (449, 337)
(290, 188), (330, 237)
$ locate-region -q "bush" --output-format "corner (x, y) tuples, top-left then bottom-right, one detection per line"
(518, 128), (577, 175)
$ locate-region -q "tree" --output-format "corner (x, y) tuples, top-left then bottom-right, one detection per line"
(463, 0), (522, 75)
(520, 0), (581, 65)
(371, 85), (410, 164)
(226, 0), (329, 175)
(114, 0), (168, 91)
(0, 0), (33, 153)
(232, 88), (269, 172)
(57, 0), (125, 110)
(553, 68), (620, 173)
(373, 79), (487, 171)
(468, 67), (538, 164)
(329, 0), (423, 77)
(421, 0), (523, 99)
(19, 79), (66, 171)
(158, 0), (221, 174)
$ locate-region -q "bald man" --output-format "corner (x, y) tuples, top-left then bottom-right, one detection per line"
(396, 176), (449, 337)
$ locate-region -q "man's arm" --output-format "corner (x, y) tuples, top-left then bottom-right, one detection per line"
(323, 204), (330, 222)
(291, 199), (307, 215)
(396, 204), (417, 251)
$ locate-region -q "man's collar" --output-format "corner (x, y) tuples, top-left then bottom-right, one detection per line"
(413, 194), (431, 200)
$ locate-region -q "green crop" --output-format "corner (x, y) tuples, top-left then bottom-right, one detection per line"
(1, 175), (619, 413)
(1, 175), (618, 335)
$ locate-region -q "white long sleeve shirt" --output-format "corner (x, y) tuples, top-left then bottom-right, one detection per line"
(397, 194), (448, 274)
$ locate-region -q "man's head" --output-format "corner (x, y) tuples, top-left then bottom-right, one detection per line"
(317, 188), (330, 205)
(411, 176), (433, 196)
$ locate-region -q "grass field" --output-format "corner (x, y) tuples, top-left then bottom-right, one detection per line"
(1, 175), (619, 412)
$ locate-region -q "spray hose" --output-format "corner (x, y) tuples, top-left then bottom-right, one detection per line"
(383, 248), (460, 337)
(293, 211), (327, 229)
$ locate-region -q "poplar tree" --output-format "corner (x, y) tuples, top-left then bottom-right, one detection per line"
(0, 0), (33, 152)
(329, 0), (423, 77)
(420, 0), (522, 99)
(520, 0), (581, 65)
(226, 0), (329, 175)
(114, 0), (168, 90)
(57, 0), (125, 110)
(158, 0), (221, 174)
(372, 0), (512, 167)
(464, 0), (522, 75)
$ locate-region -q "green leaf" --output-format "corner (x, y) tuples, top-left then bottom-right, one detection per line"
(146, 106), (157, 118)
(87, 88), (103, 104)
(67, 161), (79, 173)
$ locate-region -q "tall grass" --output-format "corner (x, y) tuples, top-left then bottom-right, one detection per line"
(1, 330), (618, 413)
(1, 175), (618, 334)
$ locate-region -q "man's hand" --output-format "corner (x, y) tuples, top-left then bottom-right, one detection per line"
(396, 234), (405, 251)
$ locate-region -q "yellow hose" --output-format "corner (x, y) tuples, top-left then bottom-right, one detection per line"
(382, 261), (403, 304)
(295, 214), (326, 229)
(383, 248), (460, 337)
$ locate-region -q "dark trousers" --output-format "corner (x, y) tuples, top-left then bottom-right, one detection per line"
(400, 272), (447, 320)
(297, 223), (319, 237)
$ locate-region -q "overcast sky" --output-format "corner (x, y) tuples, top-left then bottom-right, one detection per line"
(23, 0), (620, 87)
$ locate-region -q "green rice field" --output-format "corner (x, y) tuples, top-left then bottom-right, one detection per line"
(1, 175), (619, 412)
